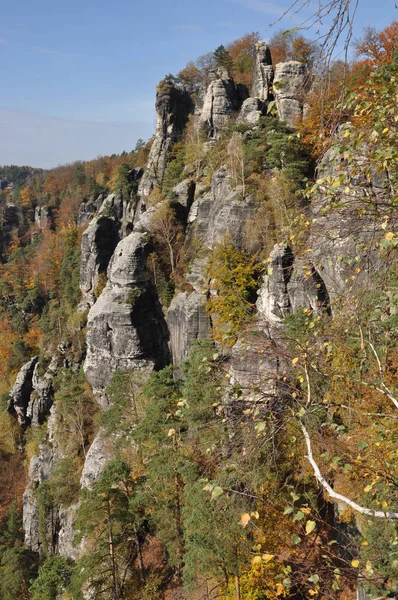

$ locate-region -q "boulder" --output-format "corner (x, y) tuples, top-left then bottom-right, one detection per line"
(237, 98), (264, 126)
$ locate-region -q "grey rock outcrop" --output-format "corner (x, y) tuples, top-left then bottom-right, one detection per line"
(78, 196), (103, 226)
(79, 194), (122, 309)
(167, 291), (210, 368)
(251, 41), (274, 102)
(8, 357), (38, 427)
(237, 98), (264, 126)
(9, 357), (58, 428)
(140, 84), (193, 197)
(23, 420), (56, 553)
(27, 357), (58, 426)
(186, 167), (257, 250)
(256, 243), (330, 323)
(84, 230), (170, 396)
(34, 205), (53, 230)
(80, 428), (114, 489)
(273, 61), (307, 127)
(198, 68), (247, 139)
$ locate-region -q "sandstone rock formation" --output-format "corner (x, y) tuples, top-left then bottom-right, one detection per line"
(186, 167), (256, 250)
(251, 41), (274, 102)
(198, 68), (247, 139)
(140, 83), (193, 196)
(167, 291), (210, 368)
(84, 231), (170, 398)
(79, 194), (122, 309)
(256, 243), (330, 323)
(79, 428), (114, 489)
(273, 61), (307, 127)
(34, 205), (52, 229)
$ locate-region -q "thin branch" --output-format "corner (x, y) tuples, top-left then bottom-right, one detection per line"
(367, 340), (398, 410)
(300, 420), (398, 519)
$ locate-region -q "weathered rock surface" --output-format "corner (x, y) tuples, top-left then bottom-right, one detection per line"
(8, 357), (38, 427)
(237, 97), (264, 126)
(251, 41), (274, 102)
(23, 408), (57, 553)
(78, 195), (104, 226)
(80, 428), (114, 489)
(57, 503), (81, 559)
(198, 68), (247, 139)
(84, 231), (170, 396)
(186, 167), (257, 250)
(307, 138), (396, 305)
(256, 243), (330, 323)
(79, 194), (122, 309)
(34, 205), (53, 229)
(274, 61), (307, 127)
(27, 357), (58, 426)
(167, 291), (210, 368)
(140, 84), (193, 196)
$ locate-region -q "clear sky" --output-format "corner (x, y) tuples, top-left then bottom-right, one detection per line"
(1, 0), (397, 168)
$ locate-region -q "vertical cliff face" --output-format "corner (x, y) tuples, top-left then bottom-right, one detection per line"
(273, 61), (307, 127)
(139, 84), (193, 196)
(251, 41), (274, 102)
(19, 42), (321, 575)
(198, 67), (248, 139)
(84, 230), (170, 400)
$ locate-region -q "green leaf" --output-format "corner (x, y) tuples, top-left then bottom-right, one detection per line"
(211, 486), (224, 500)
(292, 511), (305, 522)
(308, 574), (319, 584)
(358, 440), (368, 451)
(292, 534), (302, 544)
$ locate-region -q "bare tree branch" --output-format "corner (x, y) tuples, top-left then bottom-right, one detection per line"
(300, 420), (398, 519)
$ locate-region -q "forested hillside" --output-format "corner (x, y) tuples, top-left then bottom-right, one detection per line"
(0, 21), (397, 600)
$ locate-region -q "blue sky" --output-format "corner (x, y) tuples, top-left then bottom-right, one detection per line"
(1, 0), (397, 168)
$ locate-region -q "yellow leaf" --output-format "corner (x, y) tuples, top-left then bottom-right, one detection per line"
(306, 520), (316, 534)
(361, 541), (369, 546)
(351, 559), (360, 568)
(343, 131), (351, 138)
(262, 553), (275, 563)
(167, 428), (176, 437)
(276, 583), (285, 596)
(252, 556), (262, 565)
(364, 484), (373, 493)
(309, 590), (318, 596)
(292, 357), (299, 365)
(240, 513), (251, 527)
(385, 231), (395, 241)
(381, 500), (388, 508)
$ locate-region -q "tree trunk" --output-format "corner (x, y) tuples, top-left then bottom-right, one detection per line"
(135, 529), (145, 583)
(107, 499), (119, 600)
(235, 575), (241, 600)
